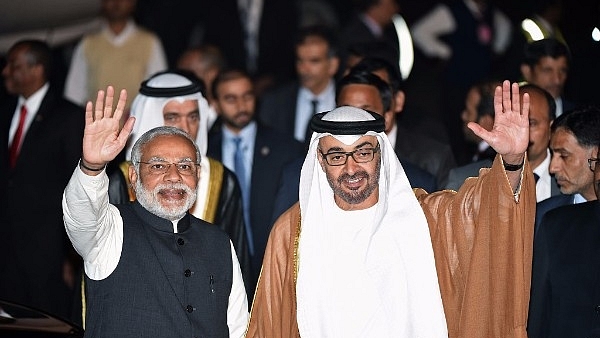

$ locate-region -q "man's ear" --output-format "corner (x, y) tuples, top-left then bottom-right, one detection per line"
(394, 90), (406, 114)
(129, 164), (138, 189)
(521, 64), (532, 82)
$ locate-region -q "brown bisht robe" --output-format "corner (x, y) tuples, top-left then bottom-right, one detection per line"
(246, 156), (536, 338)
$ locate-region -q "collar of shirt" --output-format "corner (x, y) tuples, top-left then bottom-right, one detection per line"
(9, 83), (49, 144)
(555, 97), (564, 118)
(532, 149), (552, 202)
(295, 81), (336, 141)
(102, 19), (137, 46)
(222, 121), (257, 177)
(574, 193), (587, 203)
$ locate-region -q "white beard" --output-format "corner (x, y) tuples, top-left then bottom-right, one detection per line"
(135, 180), (197, 221)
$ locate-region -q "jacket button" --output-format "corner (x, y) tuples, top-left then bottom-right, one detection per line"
(186, 305), (194, 313)
(184, 269), (192, 277)
(177, 238), (185, 245)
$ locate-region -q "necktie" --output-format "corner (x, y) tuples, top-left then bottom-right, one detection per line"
(534, 173), (540, 183)
(9, 104), (27, 168)
(234, 137), (254, 255)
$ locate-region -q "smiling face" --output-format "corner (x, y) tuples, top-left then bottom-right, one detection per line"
(317, 135), (381, 210)
(130, 134), (200, 220)
(162, 99), (200, 139)
(549, 128), (597, 200)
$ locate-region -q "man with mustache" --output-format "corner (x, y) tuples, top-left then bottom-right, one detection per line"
(534, 106), (600, 231)
(62, 87), (249, 337)
(528, 133), (600, 337)
(207, 70), (304, 296)
(247, 81), (536, 337)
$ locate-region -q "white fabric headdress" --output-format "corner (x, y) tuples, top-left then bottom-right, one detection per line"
(125, 71), (212, 218)
(296, 106), (448, 337)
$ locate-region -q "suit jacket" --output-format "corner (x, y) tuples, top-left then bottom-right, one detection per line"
(0, 87), (84, 318)
(257, 81), (300, 137)
(394, 123), (456, 187)
(528, 201), (600, 338)
(207, 121), (304, 288)
(445, 159), (494, 191)
(534, 194), (575, 234)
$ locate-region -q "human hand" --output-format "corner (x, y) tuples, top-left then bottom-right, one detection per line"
(467, 80), (530, 165)
(81, 86), (135, 170)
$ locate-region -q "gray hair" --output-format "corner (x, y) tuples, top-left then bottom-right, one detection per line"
(130, 126), (201, 173)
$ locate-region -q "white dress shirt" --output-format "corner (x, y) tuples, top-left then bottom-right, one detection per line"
(532, 150), (552, 202)
(8, 83), (48, 147)
(294, 80), (336, 142)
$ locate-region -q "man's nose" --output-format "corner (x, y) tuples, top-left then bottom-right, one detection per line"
(164, 164), (183, 182)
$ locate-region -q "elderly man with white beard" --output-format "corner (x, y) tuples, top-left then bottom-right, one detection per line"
(62, 87), (248, 338)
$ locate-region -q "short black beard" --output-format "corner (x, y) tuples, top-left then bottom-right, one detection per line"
(326, 160), (380, 205)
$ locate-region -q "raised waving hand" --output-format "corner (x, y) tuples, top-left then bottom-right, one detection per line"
(80, 86), (135, 173)
(467, 80), (530, 166)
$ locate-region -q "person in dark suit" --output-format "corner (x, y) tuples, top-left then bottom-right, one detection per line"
(208, 69), (304, 293)
(534, 106), (600, 232)
(258, 25), (340, 148)
(528, 146), (600, 337)
(521, 38), (576, 118)
(0, 40), (84, 318)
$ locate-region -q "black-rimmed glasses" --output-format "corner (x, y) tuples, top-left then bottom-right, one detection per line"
(319, 144), (380, 166)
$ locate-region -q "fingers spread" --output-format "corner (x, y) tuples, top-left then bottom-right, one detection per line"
(85, 101), (94, 125)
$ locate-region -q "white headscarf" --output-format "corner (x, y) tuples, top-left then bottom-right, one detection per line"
(296, 106), (448, 337)
(125, 71), (213, 218)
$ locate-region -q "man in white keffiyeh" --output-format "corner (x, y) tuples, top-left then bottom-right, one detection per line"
(247, 81), (536, 338)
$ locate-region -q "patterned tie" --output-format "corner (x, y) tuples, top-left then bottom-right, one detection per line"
(9, 104), (27, 168)
(234, 137), (254, 255)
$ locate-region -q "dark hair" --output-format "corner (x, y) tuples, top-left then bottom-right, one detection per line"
(10, 40), (52, 80)
(336, 71), (392, 112)
(211, 69), (252, 99)
(522, 38), (570, 67)
(348, 56), (403, 93)
(472, 80), (501, 120)
(519, 83), (556, 120)
(551, 106), (600, 148)
(295, 25), (338, 58)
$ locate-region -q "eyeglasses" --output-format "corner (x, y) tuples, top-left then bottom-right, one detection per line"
(319, 144), (380, 166)
(588, 158), (600, 172)
(136, 161), (200, 175)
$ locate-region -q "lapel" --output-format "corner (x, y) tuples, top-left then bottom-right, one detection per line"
(18, 89), (56, 158)
(250, 124), (270, 193)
